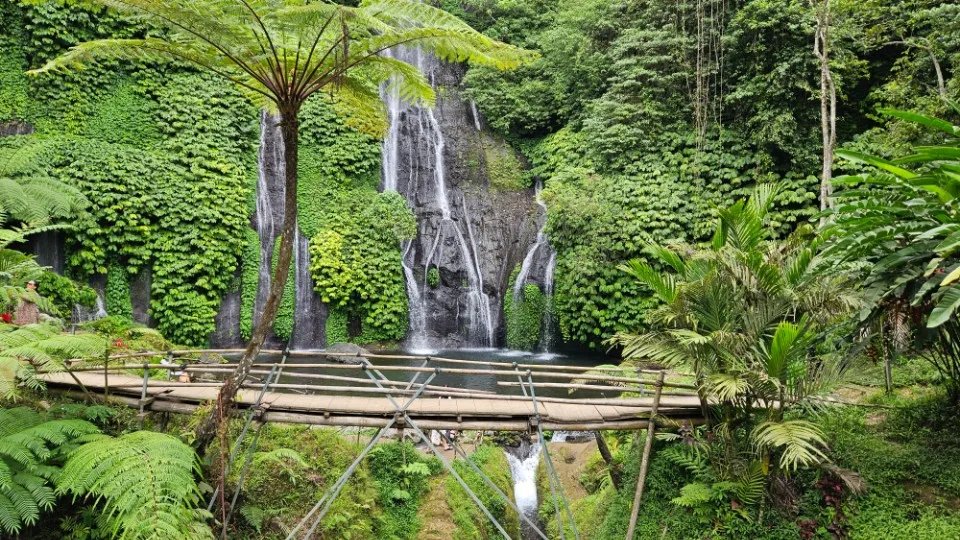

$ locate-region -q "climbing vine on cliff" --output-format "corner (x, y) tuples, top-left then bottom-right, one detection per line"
(0, 0), (257, 345)
(309, 191), (416, 344)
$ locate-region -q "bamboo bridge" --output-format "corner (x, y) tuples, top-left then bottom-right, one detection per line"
(38, 349), (705, 540)
(39, 349), (702, 431)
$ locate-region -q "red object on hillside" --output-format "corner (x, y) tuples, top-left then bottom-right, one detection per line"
(0, 313), (11, 324)
(114, 338), (125, 348)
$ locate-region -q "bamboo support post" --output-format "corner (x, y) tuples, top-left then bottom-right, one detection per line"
(65, 369), (96, 404)
(625, 371), (665, 540)
(137, 362), (150, 429)
(103, 347), (110, 398)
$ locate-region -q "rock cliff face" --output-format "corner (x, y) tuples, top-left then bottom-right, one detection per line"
(382, 48), (542, 350)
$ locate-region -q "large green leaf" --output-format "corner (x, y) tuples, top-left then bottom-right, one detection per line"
(928, 286), (960, 328)
(879, 108), (960, 138)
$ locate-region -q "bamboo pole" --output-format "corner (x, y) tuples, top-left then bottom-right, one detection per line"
(140, 348), (698, 376)
(498, 381), (696, 394)
(66, 348), (698, 378)
(52, 389), (704, 431)
(56, 362), (694, 390)
(59, 377), (700, 408)
(625, 371), (665, 540)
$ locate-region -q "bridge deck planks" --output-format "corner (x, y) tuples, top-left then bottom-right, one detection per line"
(38, 371), (703, 429)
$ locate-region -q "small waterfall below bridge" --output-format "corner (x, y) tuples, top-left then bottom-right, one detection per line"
(506, 439), (542, 539)
(381, 46), (496, 350)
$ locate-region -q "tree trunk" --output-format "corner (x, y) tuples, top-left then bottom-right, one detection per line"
(195, 106), (300, 451)
(813, 0), (836, 218)
(594, 431), (622, 490)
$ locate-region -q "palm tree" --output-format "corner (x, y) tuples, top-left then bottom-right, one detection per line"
(609, 185), (856, 481)
(28, 0), (534, 448)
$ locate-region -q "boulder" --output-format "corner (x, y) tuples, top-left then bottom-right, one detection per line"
(323, 343), (371, 364)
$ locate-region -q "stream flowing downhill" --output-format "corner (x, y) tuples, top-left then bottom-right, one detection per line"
(381, 46), (495, 351)
(505, 440), (543, 539)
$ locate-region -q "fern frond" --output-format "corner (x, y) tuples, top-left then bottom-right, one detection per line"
(58, 431), (212, 540)
(0, 408), (99, 534)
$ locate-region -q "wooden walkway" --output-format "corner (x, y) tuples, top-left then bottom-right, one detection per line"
(39, 369), (704, 431)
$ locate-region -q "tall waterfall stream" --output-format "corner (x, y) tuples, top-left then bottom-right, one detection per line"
(381, 46), (495, 351)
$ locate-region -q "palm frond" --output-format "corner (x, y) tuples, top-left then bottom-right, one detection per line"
(752, 420), (828, 472)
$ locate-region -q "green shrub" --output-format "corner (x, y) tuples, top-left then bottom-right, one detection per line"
(504, 280), (545, 351)
(446, 444), (519, 539)
(36, 270), (97, 316)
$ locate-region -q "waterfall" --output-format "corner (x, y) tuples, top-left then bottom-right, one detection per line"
(470, 100), (483, 131)
(381, 46), (495, 348)
(539, 250), (558, 352)
(291, 228), (324, 349)
(72, 295), (107, 325)
(512, 180), (551, 301)
(511, 180), (560, 352)
(506, 440), (542, 539)
(251, 110), (326, 349)
(401, 240), (428, 352)
(252, 111), (285, 332)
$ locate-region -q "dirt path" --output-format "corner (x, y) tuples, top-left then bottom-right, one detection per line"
(545, 441), (595, 501)
(418, 476), (455, 539)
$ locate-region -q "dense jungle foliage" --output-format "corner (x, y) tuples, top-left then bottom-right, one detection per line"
(2, 0), (960, 539)
(0, 0), (415, 347)
(453, 0), (960, 348)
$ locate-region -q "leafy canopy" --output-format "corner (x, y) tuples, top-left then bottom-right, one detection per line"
(29, 0), (536, 133)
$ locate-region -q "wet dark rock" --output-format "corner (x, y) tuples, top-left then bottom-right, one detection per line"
(323, 343), (371, 364)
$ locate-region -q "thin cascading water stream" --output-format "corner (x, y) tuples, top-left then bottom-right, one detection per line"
(72, 294), (107, 325)
(506, 440), (542, 539)
(513, 180), (551, 302)
(470, 100), (483, 131)
(539, 250), (558, 352)
(380, 46), (494, 348)
(291, 228), (322, 349)
(252, 110), (323, 349)
(252, 111), (285, 332)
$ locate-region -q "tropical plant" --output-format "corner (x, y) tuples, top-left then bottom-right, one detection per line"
(661, 435), (766, 527)
(0, 321), (105, 398)
(0, 173), (86, 256)
(0, 407), (100, 535)
(57, 431), (212, 540)
(825, 106), (960, 401)
(27, 0), (534, 450)
(609, 185), (856, 515)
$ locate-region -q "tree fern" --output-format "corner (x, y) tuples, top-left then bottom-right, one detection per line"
(0, 407), (99, 535)
(0, 322), (106, 398)
(58, 431), (213, 540)
(28, 0), (536, 452)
